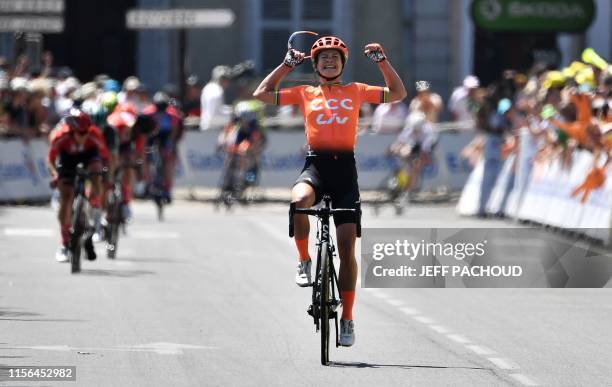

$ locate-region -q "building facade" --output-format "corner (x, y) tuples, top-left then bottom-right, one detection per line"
(0, 0), (609, 104)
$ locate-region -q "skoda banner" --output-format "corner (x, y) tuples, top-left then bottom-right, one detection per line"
(471, 0), (595, 32)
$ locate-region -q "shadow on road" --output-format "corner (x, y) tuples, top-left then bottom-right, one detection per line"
(80, 269), (156, 278)
(0, 308), (85, 323)
(329, 361), (488, 371)
(114, 257), (186, 264)
(0, 308), (40, 319)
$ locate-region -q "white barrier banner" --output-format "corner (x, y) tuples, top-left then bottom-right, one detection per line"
(1, 129), (475, 200)
(176, 130), (475, 190)
(0, 139), (51, 201)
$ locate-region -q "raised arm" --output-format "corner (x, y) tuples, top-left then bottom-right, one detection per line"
(364, 43), (407, 102)
(253, 49), (305, 104)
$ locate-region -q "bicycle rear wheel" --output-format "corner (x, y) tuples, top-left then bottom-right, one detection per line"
(106, 193), (121, 259)
(320, 242), (331, 365)
(70, 196), (85, 273)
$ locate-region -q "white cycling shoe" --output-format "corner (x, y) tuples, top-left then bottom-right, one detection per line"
(55, 246), (70, 263)
(339, 319), (355, 347)
(295, 259), (312, 287)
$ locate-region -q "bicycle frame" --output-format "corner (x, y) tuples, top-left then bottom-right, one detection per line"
(289, 195), (361, 364)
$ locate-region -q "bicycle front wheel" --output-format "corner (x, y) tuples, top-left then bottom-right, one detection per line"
(320, 242), (331, 365)
(70, 195), (85, 273)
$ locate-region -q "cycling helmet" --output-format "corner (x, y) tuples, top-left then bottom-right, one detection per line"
(65, 108), (91, 134)
(234, 101), (258, 125)
(310, 36), (349, 66)
(101, 91), (118, 113)
(153, 91), (170, 110)
(104, 79), (121, 93)
(123, 76), (141, 92)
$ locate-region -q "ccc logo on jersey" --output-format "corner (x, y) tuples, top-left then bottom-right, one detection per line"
(309, 98), (354, 125)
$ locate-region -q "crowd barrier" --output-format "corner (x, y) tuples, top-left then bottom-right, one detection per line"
(175, 129), (475, 191)
(0, 127), (475, 202)
(0, 139), (52, 202)
(457, 148), (612, 245)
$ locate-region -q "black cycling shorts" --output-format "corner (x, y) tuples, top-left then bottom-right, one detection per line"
(294, 151), (360, 226)
(57, 149), (101, 183)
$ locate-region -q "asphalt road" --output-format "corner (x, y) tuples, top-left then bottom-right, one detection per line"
(1, 200), (611, 386)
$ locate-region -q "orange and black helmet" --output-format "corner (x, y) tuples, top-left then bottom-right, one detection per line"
(310, 36), (349, 66)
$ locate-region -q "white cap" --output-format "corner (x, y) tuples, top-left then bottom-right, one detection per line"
(123, 76), (141, 92)
(10, 77), (29, 91)
(80, 82), (98, 99)
(463, 75), (480, 89)
(211, 65), (232, 82)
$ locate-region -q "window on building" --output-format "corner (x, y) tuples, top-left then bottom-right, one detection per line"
(258, 0), (337, 73)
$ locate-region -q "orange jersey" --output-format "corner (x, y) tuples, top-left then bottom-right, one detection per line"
(571, 94), (592, 125)
(275, 82), (388, 151)
(551, 119), (589, 146)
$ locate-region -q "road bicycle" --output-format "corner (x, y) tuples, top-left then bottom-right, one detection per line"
(144, 144), (168, 221)
(105, 162), (138, 259)
(69, 165), (105, 274)
(289, 195), (361, 365)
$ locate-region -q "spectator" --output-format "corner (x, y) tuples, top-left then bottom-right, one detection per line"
(478, 97), (514, 217)
(3, 78), (29, 137)
(184, 75), (201, 118)
(200, 65), (232, 130)
(449, 75), (480, 122)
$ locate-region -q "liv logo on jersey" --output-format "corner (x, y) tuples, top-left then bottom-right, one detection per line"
(310, 98), (354, 125)
(316, 113), (349, 125)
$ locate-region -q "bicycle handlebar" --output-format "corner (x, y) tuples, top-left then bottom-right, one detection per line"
(75, 165), (107, 178)
(289, 199), (361, 238)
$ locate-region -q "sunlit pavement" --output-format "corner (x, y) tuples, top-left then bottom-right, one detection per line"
(1, 201), (611, 386)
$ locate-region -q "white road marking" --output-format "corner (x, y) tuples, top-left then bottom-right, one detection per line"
(253, 220), (292, 246)
(363, 288), (384, 296)
(129, 231), (180, 239)
(488, 357), (520, 370)
(465, 344), (496, 355)
(22, 345), (71, 351)
(6, 342), (216, 355)
(113, 260), (136, 267)
(446, 334), (471, 344)
(413, 316), (435, 324)
(385, 298), (404, 306)
(3, 228), (54, 237)
(128, 342), (215, 355)
(510, 373), (539, 386)
(398, 307), (420, 316)
(428, 325), (451, 334)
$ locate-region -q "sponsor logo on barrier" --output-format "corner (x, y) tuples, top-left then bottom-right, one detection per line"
(0, 152), (40, 185)
(23, 150), (40, 186)
(186, 151), (225, 170)
(37, 159), (50, 178)
(445, 153), (473, 174)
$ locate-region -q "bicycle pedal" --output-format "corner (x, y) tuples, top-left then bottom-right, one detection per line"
(331, 300), (342, 312)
